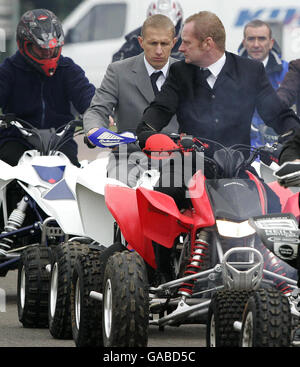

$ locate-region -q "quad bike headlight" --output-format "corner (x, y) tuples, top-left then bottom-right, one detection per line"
(216, 219), (256, 238)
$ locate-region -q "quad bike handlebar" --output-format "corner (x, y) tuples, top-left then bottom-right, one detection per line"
(0, 114), (83, 156)
(85, 127), (282, 178)
(274, 161), (300, 187)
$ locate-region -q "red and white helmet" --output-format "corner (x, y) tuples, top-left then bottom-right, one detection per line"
(17, 9), (64, 77)
(146, 0), (183, 26)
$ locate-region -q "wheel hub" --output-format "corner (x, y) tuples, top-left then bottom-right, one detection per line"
(75, 278), (81, 330)
(103, 278), (112, 339)
(242, 311), (253, 347)
(209, 314), (216, 347)
(50, 262), (58, 318)
(20, 266), (26, 309)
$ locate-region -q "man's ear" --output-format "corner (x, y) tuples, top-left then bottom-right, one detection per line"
(138, 36), (144, 50)
(172, 37), (177, 47)
(269, 38), (275, 50)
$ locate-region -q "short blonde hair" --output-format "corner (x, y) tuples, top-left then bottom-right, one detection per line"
(185, 11), (226, 52)
(141, 14), (175, 38)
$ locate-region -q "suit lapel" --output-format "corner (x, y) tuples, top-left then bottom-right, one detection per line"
(132, 53), (154, 103)
(133, 54), (178, 102)
(213, 52), (239, 90)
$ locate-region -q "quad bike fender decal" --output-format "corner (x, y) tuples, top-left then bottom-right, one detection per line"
(136, 187), (193, 248)
(105, 185), (156, 268)
(246, 170), (267, 214)
(188, 170), (215, 227)
(33, 165), (65, 184)
(282, 192), (300, 221)
(43, 179), (75, 200)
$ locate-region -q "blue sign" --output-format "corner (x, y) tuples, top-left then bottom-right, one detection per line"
(235, 8), (300, 26)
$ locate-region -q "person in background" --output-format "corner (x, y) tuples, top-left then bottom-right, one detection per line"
(112, 0), (184, 62)
(0, 8), (95, 168)
(277, 60), (300, 117)
(239, 19), (289, 148)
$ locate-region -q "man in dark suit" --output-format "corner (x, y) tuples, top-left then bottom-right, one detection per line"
(137, 11), (300, 149)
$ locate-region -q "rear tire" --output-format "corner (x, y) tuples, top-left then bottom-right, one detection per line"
(240, 288), (291, 347)
(102, 251), (149, 347)
(48, 242), (89, 339)
(17, 244), (51, 328)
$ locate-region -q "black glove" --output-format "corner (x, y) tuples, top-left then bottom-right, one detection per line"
(277, 129), (296, 144)
(259, 144), (283, 166)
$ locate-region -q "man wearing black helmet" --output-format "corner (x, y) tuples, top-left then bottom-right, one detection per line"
(0, 8), (95, 167)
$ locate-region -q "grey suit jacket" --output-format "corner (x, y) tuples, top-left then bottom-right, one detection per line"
(83, 53), (179, 134)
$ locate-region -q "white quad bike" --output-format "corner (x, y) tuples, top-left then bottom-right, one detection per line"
(69, 130), (299, 347)
(0, 115), (120, 339)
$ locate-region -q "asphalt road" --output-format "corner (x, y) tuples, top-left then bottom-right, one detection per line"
(0, 270), (206, 348)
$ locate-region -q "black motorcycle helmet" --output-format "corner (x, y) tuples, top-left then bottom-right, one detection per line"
(16, 9), (64, 77)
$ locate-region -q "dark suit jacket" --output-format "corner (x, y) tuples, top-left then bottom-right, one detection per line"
(277, 58), (300, 116)
(137, 52), (300, 148)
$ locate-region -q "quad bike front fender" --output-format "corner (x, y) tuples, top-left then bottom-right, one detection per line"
(105, 185), (156, 268)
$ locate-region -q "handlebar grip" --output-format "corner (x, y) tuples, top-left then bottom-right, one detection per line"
(84, 135), (96, 149)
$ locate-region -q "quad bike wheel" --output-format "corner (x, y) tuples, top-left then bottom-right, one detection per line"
(17, 244), (51, 328)
(48, 241), (90, 339)
(240, 288), (291, 347)
(207, 289), (253, 347)
(102, 250), (149, 347)
(71, 243), (125, 347)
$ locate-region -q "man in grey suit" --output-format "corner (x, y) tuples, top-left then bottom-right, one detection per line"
(83, 14), (179, 138)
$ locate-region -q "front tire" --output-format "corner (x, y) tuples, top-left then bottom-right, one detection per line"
(206, 290), (252, 347)
(240, 288), (291, 347)
(102, 251), (149, 347)
(70, 242), (125, 347)
(17, 244), (51, 328)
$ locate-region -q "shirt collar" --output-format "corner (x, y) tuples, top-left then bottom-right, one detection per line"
(144, 56), (169, 78)
(203, 53), (226, 78)
(248, 55), (269, 68)
(262, 55), (269, 68)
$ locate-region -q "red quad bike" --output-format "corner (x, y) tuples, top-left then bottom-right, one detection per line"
(71, 130), (297, 347)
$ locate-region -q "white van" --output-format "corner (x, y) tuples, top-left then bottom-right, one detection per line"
(62, 0), (300, 87)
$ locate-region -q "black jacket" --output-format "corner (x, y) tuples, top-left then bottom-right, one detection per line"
(0, 51), (95, 148)
(137, 52), (300, 149)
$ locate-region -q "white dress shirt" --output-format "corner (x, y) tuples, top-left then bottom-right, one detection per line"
(203, 53), (226, 88)
(144, 56), (169, 91)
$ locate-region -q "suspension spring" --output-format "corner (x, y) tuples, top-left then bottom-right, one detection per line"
(0, 196), (29, 251)
(179, 230), (210, 297)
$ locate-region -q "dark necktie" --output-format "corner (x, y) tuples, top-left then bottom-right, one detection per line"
(200, 68), (211, 80)
(150, 71), (163, 96)
(198, 68), (212, 89)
